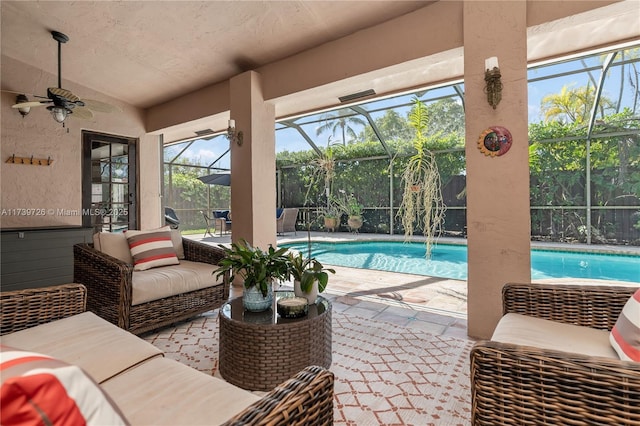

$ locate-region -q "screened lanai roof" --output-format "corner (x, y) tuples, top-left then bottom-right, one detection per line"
(164, 44), (639, 169)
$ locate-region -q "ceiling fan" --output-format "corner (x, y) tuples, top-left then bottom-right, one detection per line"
(9, 30), (117, 125)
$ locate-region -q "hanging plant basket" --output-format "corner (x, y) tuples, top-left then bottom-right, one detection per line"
(397, 96), (446, 258)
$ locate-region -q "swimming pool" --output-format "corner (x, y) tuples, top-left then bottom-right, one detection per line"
(282, 241), (640, 283)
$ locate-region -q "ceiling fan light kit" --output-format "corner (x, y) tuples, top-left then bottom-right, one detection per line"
(48, 106), (69, 123)
(9, 30), (116, 126)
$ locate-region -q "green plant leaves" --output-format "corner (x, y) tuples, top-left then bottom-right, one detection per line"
(215, 239), (290, 296)
(288, 251), (334, 293)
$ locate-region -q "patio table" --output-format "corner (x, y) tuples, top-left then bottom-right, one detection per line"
(218, 291), (332, 391)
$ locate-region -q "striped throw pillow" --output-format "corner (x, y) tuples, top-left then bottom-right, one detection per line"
(0, 345), (129, 425)
(125, 226), (180, 271)
(609, 288), (640, 362)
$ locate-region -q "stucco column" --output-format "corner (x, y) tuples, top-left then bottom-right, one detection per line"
(463, 1), (531, 339)
(229, 71), (277, 250)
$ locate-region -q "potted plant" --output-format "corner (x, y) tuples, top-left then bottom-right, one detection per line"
(332, 190), (364, 231)
(320, 203), (341, 232)
(288, 251), (335, 304)
(215, 239), (290, 312)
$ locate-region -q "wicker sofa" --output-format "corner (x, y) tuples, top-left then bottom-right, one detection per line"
(73, 232), (229, 335)
(471, 282), (640, 425)
(0, 284), (335, 425)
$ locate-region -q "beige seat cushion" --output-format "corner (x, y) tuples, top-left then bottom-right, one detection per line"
(1, 312), (162, 383)
(101, 357), (260, 425)
(492, 313), (619, 359)
(132, 260), (221, 305)
(93, 232), (133, 264)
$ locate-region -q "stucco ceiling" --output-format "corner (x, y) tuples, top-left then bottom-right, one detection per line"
(0, 1), (432, 109)
(2, 1), (638, 142)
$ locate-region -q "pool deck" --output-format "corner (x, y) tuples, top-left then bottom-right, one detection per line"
(184, 230), (638, 331)
(275, 232), (640, 255)
(187, 229), (640, 254)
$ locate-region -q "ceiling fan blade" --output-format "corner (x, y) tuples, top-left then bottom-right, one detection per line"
(11, 101), (50, 108)
(69, 107), (94, 120)
(2, 89), (50, 100)
(82, 99), (120, 113)
(48, 87), (81, 103)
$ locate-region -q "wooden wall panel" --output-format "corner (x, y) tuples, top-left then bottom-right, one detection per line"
(1, 227), (94, 291)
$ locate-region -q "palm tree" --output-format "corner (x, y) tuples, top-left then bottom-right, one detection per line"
(615, 48), (639, 113)
(315, 109), (367, 145)
(541, 85), (591, 124)
(541, 84), (613, 124)
(360, 109), (413, 143)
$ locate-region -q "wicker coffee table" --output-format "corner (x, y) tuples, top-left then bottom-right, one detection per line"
(218, 291), (332, 391)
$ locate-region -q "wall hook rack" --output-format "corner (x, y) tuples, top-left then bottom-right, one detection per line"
(6, 154), (54, 166)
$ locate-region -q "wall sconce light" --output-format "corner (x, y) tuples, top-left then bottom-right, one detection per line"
(484, 56), (502, 109)
(227, 119), (243, 146)
(15, 94), (31, 117)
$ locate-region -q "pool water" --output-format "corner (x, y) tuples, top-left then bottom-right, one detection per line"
(282, 241), (639, 283)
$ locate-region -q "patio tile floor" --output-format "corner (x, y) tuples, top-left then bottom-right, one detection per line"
(185, 230), (638, 344)
(227, 281), (471, 342)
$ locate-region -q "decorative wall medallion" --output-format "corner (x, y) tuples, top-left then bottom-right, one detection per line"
(477, 126), (512, 157)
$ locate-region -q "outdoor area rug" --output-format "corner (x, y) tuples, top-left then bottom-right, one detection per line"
(143, 310), (472, 425)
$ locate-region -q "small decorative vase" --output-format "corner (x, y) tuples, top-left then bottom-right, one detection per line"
(243, 285), (273, 312)
(347, 215), (363, 231)
(294, 279), (319, 304)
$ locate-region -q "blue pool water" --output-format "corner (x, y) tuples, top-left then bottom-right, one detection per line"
(282, 241), (640, 283)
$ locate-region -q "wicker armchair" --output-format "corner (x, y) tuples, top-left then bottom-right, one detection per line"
(471, 282), (640, 425)
(0, 284), (335, 426)
(73, 238), (230, 335)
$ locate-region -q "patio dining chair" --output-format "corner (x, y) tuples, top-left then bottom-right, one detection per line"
(164, 207), (180, 229)
(277, 208), (299, 236)
(213, 210), (232, 236)
(200, 210), (214, 237)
